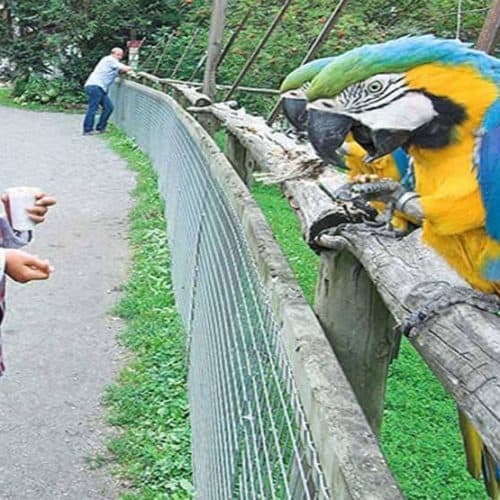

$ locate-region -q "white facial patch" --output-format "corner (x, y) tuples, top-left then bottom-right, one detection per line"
(353, 92), (437, 130)
(307, 73), (438, 131)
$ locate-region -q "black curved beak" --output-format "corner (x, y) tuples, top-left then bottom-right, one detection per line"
(307, 109), (353, 166)
(281, 95), (308, 131)
(351, 125), (412, 163)
(367, 129), (412, 162)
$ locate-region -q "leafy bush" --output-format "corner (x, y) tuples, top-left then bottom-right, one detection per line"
(12, 75), (85, 108)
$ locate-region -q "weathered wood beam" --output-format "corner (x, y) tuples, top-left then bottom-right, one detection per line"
(318, 229), (500, 464)
(209, 103), (368, 244)
(315, 249), (399, 437)
(203, 0), (228, 99)
(170, 83), (212, 108)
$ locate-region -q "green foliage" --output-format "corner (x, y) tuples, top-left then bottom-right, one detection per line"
(11, 75), (84, 107)
(1, 0), (492, 111)
(0, 0), (186, 104)
(103, 128), (192, 499)
(139, 0), (491, 114)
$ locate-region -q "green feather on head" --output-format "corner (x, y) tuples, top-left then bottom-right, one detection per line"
(306, 35), (485, 101)
(279, 57), (335, 93)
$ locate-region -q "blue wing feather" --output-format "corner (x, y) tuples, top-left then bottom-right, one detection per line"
(390, 148), (413, 189)
(478, 125), (500, 241)
(478, 118), (500, 280)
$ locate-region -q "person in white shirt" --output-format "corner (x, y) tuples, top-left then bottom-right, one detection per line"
(82, 48), (133, 135)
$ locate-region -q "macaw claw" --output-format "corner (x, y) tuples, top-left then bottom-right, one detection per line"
(351, 179), (406, 203)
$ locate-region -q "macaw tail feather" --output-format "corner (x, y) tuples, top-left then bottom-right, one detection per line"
(458, 409), (500, 499)
(480, 238), (500, 283)
(482, 447), (500, 499)
(458, 409), (483, 479)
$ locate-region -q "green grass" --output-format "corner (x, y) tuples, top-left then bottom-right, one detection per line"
(250, 181), (486, 500)
(102, 128), (192, 499)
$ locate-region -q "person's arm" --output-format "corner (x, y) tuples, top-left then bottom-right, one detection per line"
(4, 249), (52, 283)
(118, 64), (133, 73)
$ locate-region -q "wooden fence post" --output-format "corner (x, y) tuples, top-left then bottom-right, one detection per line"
(203, 0), (228, 100)
(476, 0), (500, 54)
(314, 249), (399, 436)
(225, 132), (254, 185)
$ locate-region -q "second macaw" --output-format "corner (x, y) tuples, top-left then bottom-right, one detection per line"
(280, 58), (413, 229)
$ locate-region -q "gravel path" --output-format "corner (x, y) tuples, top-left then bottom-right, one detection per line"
(0, 107), (135, 499)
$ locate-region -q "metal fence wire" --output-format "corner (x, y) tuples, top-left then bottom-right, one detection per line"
(111, 80), (330, 499)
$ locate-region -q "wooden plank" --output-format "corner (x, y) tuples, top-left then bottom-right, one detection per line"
(170, 83), (212, 108)
(203, 0), (228, 99)
(315, 250), (398, 436)
(209, 103), (369, 244)
(318, 229), (500, 464)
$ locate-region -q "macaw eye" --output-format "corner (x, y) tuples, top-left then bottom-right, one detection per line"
(367, 80), (383, 93)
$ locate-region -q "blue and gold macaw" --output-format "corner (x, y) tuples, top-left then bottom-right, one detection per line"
(304, 35), (500, 498)
(280, 58), (413, 230)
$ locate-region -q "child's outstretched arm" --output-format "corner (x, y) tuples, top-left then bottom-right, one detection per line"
(3, 249), (52, 283)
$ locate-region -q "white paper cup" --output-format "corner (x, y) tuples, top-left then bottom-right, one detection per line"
(6, 186), (40, 231)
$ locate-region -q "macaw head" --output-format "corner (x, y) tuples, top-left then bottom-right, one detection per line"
(279, 57), (334, 131)
(306, 35), (500, 163)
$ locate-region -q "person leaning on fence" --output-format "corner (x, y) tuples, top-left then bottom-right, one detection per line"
(82, 47), (135, 136)
(0, 192), (56, 375)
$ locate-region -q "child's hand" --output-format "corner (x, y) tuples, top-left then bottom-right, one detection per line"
(26, 193), (57, 224)
(4, 249), (53, 283)
(1, 192), (56, 225)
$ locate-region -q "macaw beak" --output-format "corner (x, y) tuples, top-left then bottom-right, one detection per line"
(281, 92), (308, 131)
(307, 108), (353, 166)
(367, 129), (412, 162)
(350, 125), (412, 163)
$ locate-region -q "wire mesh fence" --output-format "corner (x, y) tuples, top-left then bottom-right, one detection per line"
(111, 80), (330, 499)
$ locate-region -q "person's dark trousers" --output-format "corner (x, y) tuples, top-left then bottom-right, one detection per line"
(83, 85), (114, 133)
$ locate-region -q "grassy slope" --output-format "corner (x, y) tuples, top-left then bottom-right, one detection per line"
(103, 129), (192, 499)
(250, 182), (486, 500)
